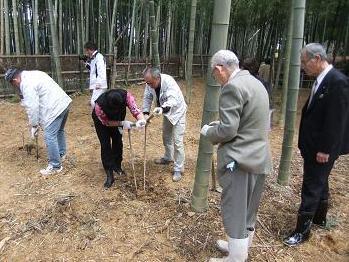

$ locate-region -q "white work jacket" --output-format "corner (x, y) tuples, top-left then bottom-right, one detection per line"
(19, 71), (72, 129)
(143, 74), (187, 125)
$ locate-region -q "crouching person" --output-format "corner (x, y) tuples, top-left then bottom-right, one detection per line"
(92, 89), (146, 188)
(5, 68), (72, 175)
(142, 67), (187, 182)
(200, 50), (272, 261)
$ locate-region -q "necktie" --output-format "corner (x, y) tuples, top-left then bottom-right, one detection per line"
(308, 79), (318, 108)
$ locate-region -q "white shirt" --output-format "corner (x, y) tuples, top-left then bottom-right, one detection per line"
(225, 68), (241, 88)
(313, 64), (333, 94)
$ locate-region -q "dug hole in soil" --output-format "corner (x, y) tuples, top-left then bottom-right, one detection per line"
(0, 79), (348, 261)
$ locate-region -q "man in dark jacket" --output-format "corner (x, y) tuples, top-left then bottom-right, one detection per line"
(283, 43), (349, 246)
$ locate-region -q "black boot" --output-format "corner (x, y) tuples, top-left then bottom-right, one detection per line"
(113, 166), (126, 176)
(313, 200), (328, 227)
(283, 214), (313, 247)
(104, 169), (115, 188)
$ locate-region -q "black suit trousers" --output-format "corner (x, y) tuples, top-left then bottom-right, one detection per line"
(299, 159), (335, 215)
(92, 110), (123, 171)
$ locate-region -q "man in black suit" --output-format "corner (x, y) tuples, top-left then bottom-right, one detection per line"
(283, 43), (349, 246)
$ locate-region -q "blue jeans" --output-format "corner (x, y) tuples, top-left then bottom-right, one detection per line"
(44, 107), (70, 168)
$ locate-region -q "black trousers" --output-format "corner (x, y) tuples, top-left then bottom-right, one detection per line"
(92, 111), (123, 171)
(298, 158), (335, 215)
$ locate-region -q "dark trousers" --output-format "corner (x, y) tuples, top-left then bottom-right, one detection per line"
(92, 111), (123, 171)
(299, 159), (335, 215)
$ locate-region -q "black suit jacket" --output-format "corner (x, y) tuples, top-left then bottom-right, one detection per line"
(298, 67), (349, 162)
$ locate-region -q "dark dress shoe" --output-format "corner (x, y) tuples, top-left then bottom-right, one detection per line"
(104, 169), (115, 188)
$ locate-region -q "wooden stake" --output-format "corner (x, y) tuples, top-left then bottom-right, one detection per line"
(128, 129), (138, 192)
(143, 124), (147, 191)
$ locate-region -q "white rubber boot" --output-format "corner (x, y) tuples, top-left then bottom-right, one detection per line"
(216, 239), (229, 253)
(216, 229), (255, 255)
(248, 229), (255, 249)
(210, 237), (249, 262)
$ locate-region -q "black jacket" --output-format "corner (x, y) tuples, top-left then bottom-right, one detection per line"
(298, 67), (349, 162)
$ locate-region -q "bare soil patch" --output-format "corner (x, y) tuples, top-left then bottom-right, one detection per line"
(0, 80), (348, 261)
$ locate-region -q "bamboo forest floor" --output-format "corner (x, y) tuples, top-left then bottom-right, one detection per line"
(0, 79), (348, 261)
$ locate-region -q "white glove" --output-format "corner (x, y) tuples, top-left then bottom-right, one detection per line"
(209, 120), (220, 126)
(200, 124), (211, 136)
(31, 126), (39, 139)
(122, 120), (134, 130)
(153, 107), (163, 116)
(136, 119), (147, 128)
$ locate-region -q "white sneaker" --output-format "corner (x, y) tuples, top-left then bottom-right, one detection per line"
(40, 165), (63, 175)
(172, 171), (182, 182)
(60, 154), (67, 162)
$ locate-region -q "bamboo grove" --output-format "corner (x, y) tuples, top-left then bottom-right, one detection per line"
(0, 0), (348, 62)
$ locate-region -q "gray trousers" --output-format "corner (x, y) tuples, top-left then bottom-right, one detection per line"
(218, 168), (266, 239)
(162, 115), (186, 172)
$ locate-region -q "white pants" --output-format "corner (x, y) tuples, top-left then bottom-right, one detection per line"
(90, 88), (107, 108)
(162, 114), (186, 172)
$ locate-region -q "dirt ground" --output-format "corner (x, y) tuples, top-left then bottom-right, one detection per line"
(0, 79), (348, 262)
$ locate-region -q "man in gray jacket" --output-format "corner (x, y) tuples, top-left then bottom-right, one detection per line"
(5, 68), (72, 176)
(200, 50), (272, 261)
(142, 67), (187, 182)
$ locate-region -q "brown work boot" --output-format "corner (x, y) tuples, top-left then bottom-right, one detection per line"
(154, 158), (173, 165)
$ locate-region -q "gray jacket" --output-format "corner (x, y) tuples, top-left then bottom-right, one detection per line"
(206, 70), (272, 175)
(143, 74), (187, 125)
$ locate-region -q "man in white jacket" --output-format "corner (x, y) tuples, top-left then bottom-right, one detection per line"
(142, 67), (187, 182)
(84, 42), (108, 108)
(5, 68), (72, 176)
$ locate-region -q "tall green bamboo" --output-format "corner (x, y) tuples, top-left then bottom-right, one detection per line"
(11, 0), (20, 54)
(4, 0), (10, 54)
(185, 0), (197, 104)
(142, 1), (149, 59)
(279, 0), (294, 125)
(85, 0), (90, 42)
(97, 0), (101, 48)
(0, 0), (4, 55)
(46, 0), (63, 87)
(126, 0), (137, 84)
(191, 0), (232, 212)
(164, 1), (172, 60)
(134, 2), (142, 59)
(80, 0), (85, 45)
(277, 0), (306, 185)
(58, 0), (62, 50)
(76, 0), (82, 54)
(149, 0), (160, 68)
(108, 0), (118, 54)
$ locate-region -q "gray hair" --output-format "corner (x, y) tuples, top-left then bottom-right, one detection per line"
(302, 43), (327, 60)
(143, 67), (161, 79)
(211, 50), (239, 72)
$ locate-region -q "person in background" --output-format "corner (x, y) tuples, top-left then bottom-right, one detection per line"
(241, 57), (272, 99)
(142, 67), (187, 182)
(258, 58), (272, 85)
(283, 43), (349, 247)
(92, 88), (146, 188)
(242, 57), (274, 129)
(83, 41), (108, 108)
(4, 68), (72, 176)
(200, 50), (271, 261)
